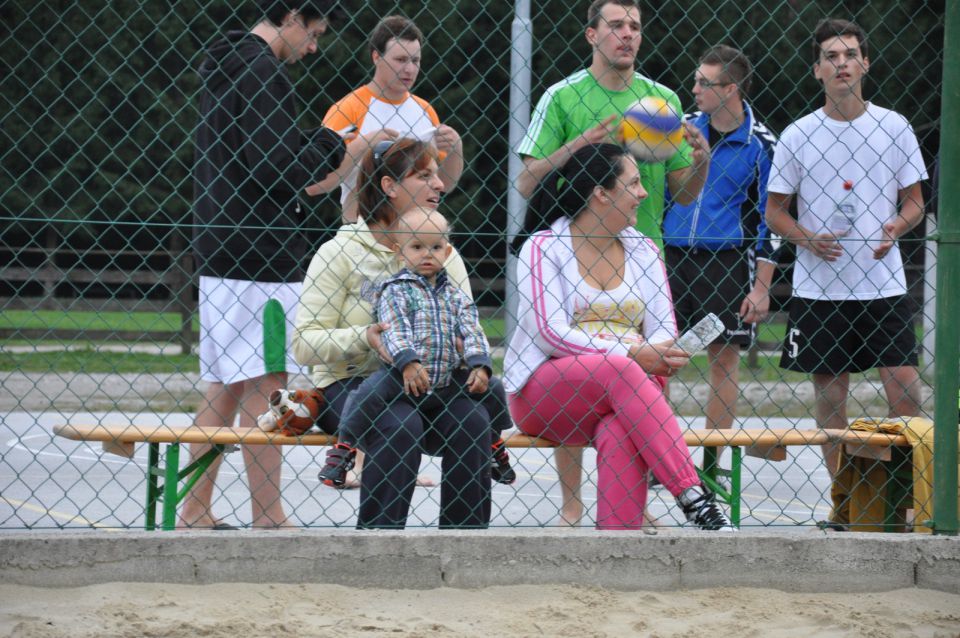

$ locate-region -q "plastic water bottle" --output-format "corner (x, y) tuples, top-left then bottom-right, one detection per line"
(829, 179), (855, 236)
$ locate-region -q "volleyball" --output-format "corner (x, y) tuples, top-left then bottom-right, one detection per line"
(621, 97), (684, 163)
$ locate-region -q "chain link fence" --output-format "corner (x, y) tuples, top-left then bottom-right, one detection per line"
(0, 0), (950, 531)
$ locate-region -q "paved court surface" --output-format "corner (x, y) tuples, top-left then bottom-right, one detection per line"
(0, 411), (834, 531)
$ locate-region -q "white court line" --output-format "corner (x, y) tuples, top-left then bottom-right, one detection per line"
(0, 495), (119, 531)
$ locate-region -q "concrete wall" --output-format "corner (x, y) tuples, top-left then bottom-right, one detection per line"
(2, 530), (958, 593)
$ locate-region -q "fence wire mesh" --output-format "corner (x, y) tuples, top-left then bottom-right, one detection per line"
(0, 0), (948, 531)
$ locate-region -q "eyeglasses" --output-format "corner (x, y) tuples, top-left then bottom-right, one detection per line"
(373, 139), (397, 165)
(695, 78), (735, 89)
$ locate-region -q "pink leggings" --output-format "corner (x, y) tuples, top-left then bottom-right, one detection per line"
(508, 354), (700, 530)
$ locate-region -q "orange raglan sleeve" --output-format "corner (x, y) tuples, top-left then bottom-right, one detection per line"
(322, 89), (368, 134)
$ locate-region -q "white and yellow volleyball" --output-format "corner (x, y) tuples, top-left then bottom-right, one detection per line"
(621, 97), (684, 163)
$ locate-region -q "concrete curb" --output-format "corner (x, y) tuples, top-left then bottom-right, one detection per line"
(2, 530), (958, 593)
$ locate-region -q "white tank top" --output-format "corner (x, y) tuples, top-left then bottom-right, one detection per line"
(568, 259), (647, 343)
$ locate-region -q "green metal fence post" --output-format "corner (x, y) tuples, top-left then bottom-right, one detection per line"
(932, 0), (960, 536)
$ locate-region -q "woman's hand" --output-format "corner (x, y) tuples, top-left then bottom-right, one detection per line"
(629, 340), (691, 377)
(403, 361), (431, 397)
(466, 367), (489, 394)
(365, 322), (392, 364)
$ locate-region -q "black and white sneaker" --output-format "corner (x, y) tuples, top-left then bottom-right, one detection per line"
(491, 437), (517, 485)
(678, 486), (736, 531)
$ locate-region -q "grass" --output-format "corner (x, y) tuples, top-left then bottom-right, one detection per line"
(0, 309), (199, 332)
(0, 309), (921, 385)
(2, 347), (801, 381)
(0, 349), (198, 374)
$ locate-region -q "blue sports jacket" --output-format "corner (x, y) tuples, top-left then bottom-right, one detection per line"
(663, 101), (779, 264)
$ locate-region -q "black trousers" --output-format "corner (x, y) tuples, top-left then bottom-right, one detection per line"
(352, 369), (492, 529)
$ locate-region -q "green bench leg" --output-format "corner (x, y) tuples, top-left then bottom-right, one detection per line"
(730, 446), (742, 527)
(702, 447), (720, 482)
(145, 442), (160, 531)
(695, 446), (742, 529)
(144, 443), (228, 531)
(161, 443), (181, 530)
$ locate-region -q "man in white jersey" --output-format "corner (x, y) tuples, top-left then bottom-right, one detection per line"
(308, 15), (464, 223)
(515, 0), (710, 526)
(765, 18), (927, 480)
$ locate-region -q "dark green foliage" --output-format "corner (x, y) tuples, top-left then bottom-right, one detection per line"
(0, 0), (944, 272)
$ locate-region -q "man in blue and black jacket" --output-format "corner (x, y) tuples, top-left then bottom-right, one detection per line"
(663, 45), (779, 474)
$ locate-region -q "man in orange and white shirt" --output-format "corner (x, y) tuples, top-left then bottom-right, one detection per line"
(308, 15), (464, 222)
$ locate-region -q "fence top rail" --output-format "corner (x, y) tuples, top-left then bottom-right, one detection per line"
(54, 423), (906, 450)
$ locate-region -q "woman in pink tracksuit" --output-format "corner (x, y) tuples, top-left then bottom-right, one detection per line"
(504, 143), (733, 531)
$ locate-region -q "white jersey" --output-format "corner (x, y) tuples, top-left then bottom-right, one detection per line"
(322, 86), (441, 206)
(767, 103), (927, 300)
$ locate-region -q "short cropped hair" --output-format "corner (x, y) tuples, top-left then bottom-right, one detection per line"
(586, 0), (641, 29)
(813, 18), (868, 62)
(258, 1), (342, 27)
(700, 44), (753, 96)
(369, 15), (423, 55)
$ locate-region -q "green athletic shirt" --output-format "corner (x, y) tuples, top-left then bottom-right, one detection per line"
(517, 70), (693, 247)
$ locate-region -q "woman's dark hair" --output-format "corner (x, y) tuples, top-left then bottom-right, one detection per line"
(356, 138), (437, 227)
(514, 143), (630, 252)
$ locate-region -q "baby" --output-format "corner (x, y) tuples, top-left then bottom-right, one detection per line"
(318, 208), (514, 487)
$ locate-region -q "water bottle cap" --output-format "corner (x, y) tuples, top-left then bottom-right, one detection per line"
(843, 180), (854, 190)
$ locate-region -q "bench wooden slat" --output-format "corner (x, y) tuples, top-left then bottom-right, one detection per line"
(56, 423), (907, 452)
(53, 424), (337, 447)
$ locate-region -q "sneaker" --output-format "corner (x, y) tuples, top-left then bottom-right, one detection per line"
(491, 437), (517, 485)
(677, 486), (736, 531)
(318, 443), (357, 488)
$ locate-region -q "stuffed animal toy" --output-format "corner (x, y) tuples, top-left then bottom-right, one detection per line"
(256, 388), (325, 436)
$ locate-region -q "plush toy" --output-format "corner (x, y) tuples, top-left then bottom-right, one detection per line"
(256, 388), (325, 436)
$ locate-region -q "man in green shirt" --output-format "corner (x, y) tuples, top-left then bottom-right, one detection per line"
(515, 0), (710, 527)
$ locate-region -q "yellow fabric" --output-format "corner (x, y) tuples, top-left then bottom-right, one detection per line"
(830, 450), (896, 532)
(846, 416), (957, 534)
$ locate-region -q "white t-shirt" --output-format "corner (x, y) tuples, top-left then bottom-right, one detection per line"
(322, 86), (441, 206)
(767, 103), (927, 300)
(569, 260), (648, 346)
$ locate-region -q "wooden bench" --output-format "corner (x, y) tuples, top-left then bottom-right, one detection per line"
(52, 424), (909, 531)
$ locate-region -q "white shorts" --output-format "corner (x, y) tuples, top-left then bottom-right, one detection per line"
(198, 276), (306, 385)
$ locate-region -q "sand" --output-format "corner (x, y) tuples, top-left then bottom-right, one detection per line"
(2, 583), (959, 637)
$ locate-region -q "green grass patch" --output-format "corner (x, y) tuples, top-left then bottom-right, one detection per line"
(0, 310), (199, 332)
(0, 310), (924, 385)
(0, 350), (198, 374)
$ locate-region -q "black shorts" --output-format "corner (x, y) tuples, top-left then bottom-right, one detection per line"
(779, 295), (919, 374)
(665, 246), (754, 347)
